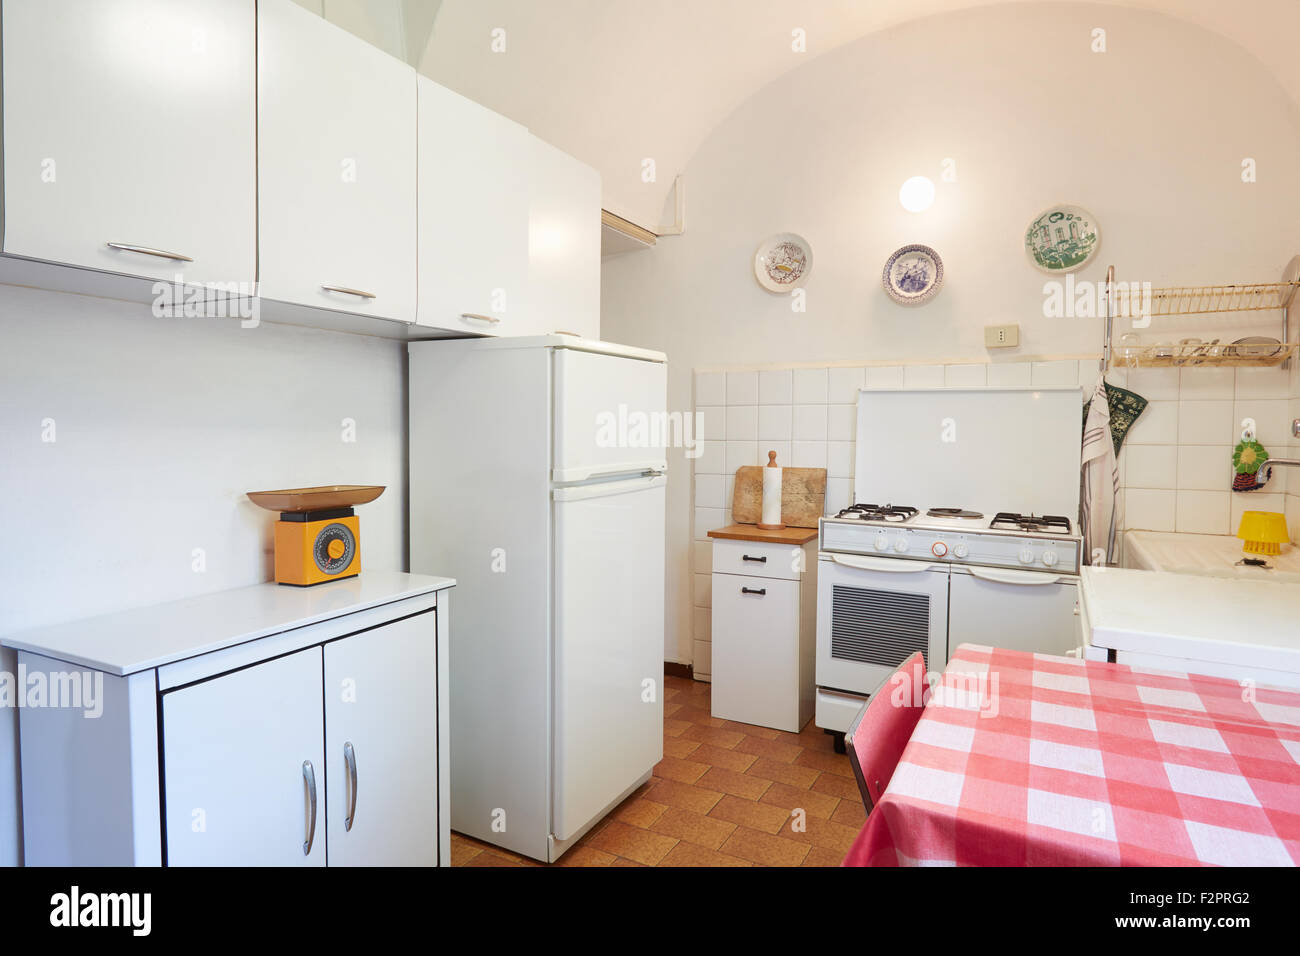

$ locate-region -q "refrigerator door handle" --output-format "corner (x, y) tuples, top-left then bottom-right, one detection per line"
(552, 474), (667, 501)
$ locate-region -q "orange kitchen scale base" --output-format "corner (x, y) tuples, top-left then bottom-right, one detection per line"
(247, 486), (385, 587)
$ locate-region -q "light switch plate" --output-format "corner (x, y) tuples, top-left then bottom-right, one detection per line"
(985, 324), (1019, 348)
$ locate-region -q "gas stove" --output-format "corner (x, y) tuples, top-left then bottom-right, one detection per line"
(821, 502), (1081, 573)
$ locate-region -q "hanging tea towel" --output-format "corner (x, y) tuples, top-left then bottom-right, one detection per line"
(1080, 375), (1122, 566)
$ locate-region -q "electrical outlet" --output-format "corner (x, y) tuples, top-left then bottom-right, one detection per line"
(984, 324), (1019, 348)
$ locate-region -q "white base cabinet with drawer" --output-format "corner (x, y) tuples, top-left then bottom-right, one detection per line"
(5, 572), (453, 867)
(709, 536), (817, 732)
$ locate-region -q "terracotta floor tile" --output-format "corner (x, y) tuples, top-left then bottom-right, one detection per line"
(784, 815), (864, 854)
(811, 772), (861, 801)
(795, 748), (855, 778)
(830, 798), (867, 829)
(801, 845), (848, 867)
(720, 719), (783, 740)
(662, 735), (700, 759)
(585, 821), (679, 866)
(644, 778), (725, 814)
(659, 842), (752, 867)
(663, 701), (684, 718)
(682, 723), (746, 749)
(610, 857), (646, 866)
(613, 796), (669, 829)
(654, 754), (710, 784)
(735, 735), (804, 763)
(758, 781), (841, 820)
(449, 835), (486, 866)
(697, 766), (772, 800)
(719, 826), (811, 867)
(554, 846), (616, 866)
(465, 850), (525, 867)
(688, 742), (758, 773)
(673, 705), (726, 728)
(747, 756), (821, 789)
(797, 725), (841, 753)
(706, 793), (791, 834)
(663, 717), (692, 737)
(649, 806), (737, 851)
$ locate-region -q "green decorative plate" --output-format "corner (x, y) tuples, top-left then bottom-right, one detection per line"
(1025, 204), (1100, 273)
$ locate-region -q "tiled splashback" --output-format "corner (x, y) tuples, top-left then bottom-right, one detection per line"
(688, 356), (1299, 679)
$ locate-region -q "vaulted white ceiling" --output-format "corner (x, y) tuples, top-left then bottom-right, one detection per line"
(416, 0), (1300, 230)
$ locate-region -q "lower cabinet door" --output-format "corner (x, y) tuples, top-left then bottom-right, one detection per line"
(711, 573), (801, 731)
(324, 613), (439, 865)
(162, 647), (326, 866)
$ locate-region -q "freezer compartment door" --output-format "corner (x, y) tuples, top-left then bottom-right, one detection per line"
(552, 476), (665, 841)
(553, 348), (667, 482)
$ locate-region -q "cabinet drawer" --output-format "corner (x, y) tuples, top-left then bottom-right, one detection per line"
(711, 538), (804, 580)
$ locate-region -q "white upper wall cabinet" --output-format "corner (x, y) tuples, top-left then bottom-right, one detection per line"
(528, 137), (601, 340)
(416, 77), (531, 336)
(0, 0), (256, 287)
(258, 0), (416, 323)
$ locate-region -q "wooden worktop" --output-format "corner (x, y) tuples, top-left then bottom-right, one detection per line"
(707, 524), (819, 545)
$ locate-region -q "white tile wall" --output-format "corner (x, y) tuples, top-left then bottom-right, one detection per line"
(690, 359), (1297, 663)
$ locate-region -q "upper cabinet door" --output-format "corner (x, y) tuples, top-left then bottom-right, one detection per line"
(528, 137), (602, 340)
(417, 77), (530, 336)
(257, 0), (416, 323)
(324, 613), (439, 866)
(1, 0), (256, 286)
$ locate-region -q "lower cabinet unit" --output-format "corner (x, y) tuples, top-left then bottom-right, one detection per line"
(5, 572), (454, 867)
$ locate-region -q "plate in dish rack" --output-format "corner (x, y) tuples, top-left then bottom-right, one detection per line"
(882, 244), (944, 306)
(754, 233), (813, 293)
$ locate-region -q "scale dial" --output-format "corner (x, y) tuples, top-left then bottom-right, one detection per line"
(313, 522), (356, 576)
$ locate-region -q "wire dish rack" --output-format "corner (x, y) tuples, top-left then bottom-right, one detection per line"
(1111, 340), (1297, 368)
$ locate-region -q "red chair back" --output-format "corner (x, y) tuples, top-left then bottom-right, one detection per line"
(845, 652), (928, 811)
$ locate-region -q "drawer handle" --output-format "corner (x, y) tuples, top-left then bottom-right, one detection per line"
(741, 554), (767, 563)
(302, 760), (318, 856)
(322, 284), (376, 300)
(105, 241), (193, 263)
(461, 312), (501, 325)
(343, 741), (358, 832)
(741, 587), (767, 596)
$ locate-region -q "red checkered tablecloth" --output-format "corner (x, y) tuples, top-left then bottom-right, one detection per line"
(843, 643), (1300, 866)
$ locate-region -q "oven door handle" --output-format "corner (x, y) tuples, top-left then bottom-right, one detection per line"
(964, 566), (1063, 586)
(830, 554), (937, 573)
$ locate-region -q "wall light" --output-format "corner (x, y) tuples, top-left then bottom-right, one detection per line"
(899, 176), (935, 213)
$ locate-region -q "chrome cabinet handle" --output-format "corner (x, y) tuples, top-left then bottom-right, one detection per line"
(321, 285), (376, 299)
(461, 312), (501, 324)
(741, 587), (767, 595)
(741, 554), (767, 563)
(343, 741), (358, 832)
(105, 241), (193, 262)
(302, 760), (318, 856)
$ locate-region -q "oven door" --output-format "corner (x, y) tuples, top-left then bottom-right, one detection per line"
(948, 565), (1079, 657)
(816, 552), (949, 696)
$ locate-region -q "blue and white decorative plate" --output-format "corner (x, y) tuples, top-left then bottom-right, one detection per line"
(882, 244), (943, 306)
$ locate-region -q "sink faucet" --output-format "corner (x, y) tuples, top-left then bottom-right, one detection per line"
(1256, 458), (1300, 487)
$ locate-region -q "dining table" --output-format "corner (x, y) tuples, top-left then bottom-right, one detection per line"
(843, 643), (1300, 866)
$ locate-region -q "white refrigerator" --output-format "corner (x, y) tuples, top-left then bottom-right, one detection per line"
(408, 334), (666, 862)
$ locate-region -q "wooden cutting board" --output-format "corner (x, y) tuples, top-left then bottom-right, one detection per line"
(731, 467), (827, 528)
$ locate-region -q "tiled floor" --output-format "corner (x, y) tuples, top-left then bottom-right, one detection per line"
(450, 674), (864, 867)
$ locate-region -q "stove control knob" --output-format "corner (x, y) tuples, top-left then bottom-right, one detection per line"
(1018, 547), (1034, 565)
(1041, 550), (1059, 567)
(873, 534), (889, 552)
(953, 543), (969, 559)
(893, 537), (909, 553)
(931, 541), (948, 558)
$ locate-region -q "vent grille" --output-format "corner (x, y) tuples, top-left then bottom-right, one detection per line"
(830, 584), (930, 668)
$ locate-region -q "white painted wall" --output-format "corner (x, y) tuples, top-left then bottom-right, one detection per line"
(600, 3), (1300, 663)
(0, 283), (408, 865)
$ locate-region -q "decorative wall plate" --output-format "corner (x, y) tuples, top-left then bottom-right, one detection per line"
(882, 244), (944, 306)
(1024, 204), (1100, 273)
(754, 233), (812, 293)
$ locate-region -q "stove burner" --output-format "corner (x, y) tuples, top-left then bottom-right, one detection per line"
(836, 503), (918, 522)
(990, 512), (1072, 534)
(927, 508), (984, 519)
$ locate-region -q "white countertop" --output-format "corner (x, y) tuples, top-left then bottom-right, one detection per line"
(1081, 565), (1300, 671)
(0, 571), (455, 676)
(1126, 530), (1300, 582)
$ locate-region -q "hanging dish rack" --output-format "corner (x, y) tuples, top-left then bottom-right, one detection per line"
(1100, 256), (1300, 370)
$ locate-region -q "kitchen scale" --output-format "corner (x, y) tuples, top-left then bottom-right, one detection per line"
(247, 485), (385, 587)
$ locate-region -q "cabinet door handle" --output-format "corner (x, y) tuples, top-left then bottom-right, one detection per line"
(461, 312), (501, 324)
(105, 241), (193, 263)
(741, 554), (767, 563)
(741, 587), (767, 595)
(343, 741), (358, 832)
(302, 760), (318, 856)
(321, 284), (376, 300)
